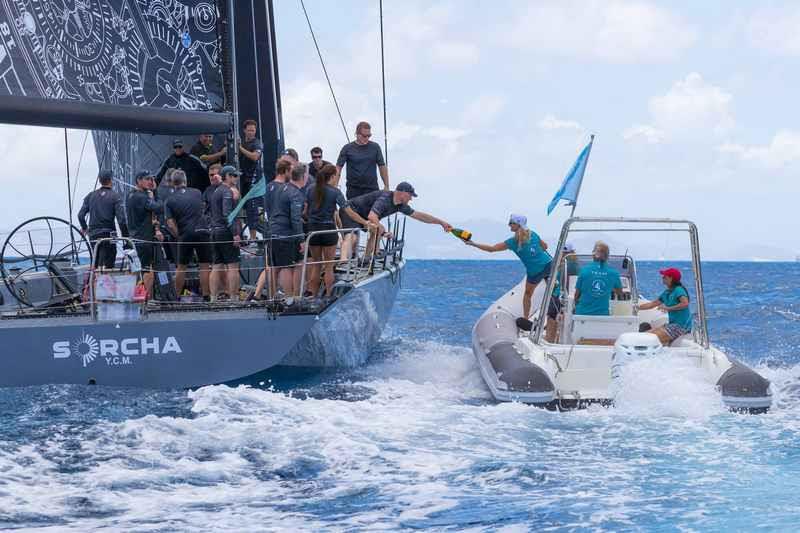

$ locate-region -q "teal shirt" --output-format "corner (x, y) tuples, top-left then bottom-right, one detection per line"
(574, 260), (622, 316)
(504, 232), (552, 276)
(553, 259), (580, 298)
(659, 286), (692, 331)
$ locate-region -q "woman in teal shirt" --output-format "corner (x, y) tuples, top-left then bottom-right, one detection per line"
(466, 214), (552, 320)
(639, 267), (692, 345)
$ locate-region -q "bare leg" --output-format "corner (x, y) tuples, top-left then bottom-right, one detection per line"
(143, 271), (155, 301)
(308, 246), (323, 296)
(340, 232), (359, 262)
(253, 270), (267, 299)
(545, 317), (558, 343)
(174, 265), (186, 295)
(198, 263), (210, 296)
(651, 327), (673, 346)
(277, 267), (294, 295)
(522, 281), (536, 319)
(210, 265), (225, 301)
(322, 245), (337, 297)
(293, 264), (302, 296)
(226, 263), (240, 300)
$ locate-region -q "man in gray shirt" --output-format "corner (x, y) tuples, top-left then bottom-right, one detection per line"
(209, 166), (242, 301)
(336, 121), (389, 199)
(266, 163), (306, 296)
(77, 170), (129, 269)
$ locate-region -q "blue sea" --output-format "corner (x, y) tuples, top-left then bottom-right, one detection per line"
(1, 260), (799, 531)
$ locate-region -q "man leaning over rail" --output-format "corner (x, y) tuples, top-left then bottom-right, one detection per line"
(340, 182), (452, 262)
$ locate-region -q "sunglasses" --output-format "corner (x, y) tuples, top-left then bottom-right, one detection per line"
(311, 155), (322, 159)
(358, 132), (372, 137)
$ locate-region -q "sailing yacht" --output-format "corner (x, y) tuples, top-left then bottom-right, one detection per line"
(0, 0), (406, 387)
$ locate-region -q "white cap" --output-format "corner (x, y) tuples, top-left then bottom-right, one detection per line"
(508, 214), (528, 229)
(562, 242), (576, 253)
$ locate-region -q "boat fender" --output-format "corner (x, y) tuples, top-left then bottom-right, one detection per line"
(486, 342), (555, 394)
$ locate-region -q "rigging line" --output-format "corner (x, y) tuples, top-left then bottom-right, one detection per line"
(63, 129), (77, 260)
(299, 0), (350, 143)
(379, 0), (388, 164)
(70, 130), (90, 207)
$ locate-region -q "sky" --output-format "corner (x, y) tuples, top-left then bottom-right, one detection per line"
(3, 0), (800, 261)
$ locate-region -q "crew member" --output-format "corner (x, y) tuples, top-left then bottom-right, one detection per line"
(77, 170), (129, 269)
(210, 166), (242, 301)
(127, 171), (164, 298)
(238, 119), (264, 243)
(574, 241), (623, 316)
(157, 139), (207, 190)
(465, 214), (552, 320)
(638, 267), (692, 345)
(306, 164), (346, 297)
(166, 171), (211, 299)
(251, 159), (293, 300)
(203, 163), (223, 214)
(341, 182), (451, 261)
(308, 146), (330, 179)
(266, 163), (306, 296)
(336, 121), (389, 199)
(190, 133), (226, 189)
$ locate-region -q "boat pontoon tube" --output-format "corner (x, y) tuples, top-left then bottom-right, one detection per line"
(473, 309), (555, 402)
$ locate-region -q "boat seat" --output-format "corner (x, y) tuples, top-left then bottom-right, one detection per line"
(570, 314), (639, 344)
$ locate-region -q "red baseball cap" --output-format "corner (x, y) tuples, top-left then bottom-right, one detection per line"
(659, 267), (682, 282)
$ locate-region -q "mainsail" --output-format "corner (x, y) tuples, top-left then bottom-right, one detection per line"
(0, 0), (284, 191)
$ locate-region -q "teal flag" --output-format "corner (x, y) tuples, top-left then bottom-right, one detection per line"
(227, 178), (266, 225)
(547, 136), (594, 215)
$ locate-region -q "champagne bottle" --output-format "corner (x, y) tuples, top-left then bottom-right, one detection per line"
(450, 228), (472, 241)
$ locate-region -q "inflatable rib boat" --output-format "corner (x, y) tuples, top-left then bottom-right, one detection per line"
(471, 218), (772, 413)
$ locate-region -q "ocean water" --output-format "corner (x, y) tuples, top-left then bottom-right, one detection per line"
(1, 260), (799, 531)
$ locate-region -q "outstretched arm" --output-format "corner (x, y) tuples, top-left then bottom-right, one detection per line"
(465, 240), (508, 253)
(409, 210), (452, 232)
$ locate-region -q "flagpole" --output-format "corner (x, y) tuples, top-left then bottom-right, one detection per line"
(569, 134), (594, 218)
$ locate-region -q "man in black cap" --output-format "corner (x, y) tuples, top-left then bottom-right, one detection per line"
(238, 120), (264, 243)
(127, 170), (164, 298)
(166, 170), (211, 298)
(340, 182), (452, 260)
(157, 139), (207, 191)
(77, 170), (129, 269)
(210, 165), (243, 301)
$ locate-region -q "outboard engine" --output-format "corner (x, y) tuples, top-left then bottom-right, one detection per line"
(716, 362), (772, 413)
(611, 332), (663, 379)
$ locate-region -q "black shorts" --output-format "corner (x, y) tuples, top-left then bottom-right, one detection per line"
(212, 228), (240, 265)
(135, 242), (156, 270)
(89, 231), (116, 269)
(177, 230), (212, 265)
(346, 185), (378, 200)
(308, 223), (338, 247)
(269, 237), (301, 267)
(547, 295), (562, 320)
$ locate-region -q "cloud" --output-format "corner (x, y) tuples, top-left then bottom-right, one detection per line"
(461, 94), (507, 125)
(430, 41), (479, 69)
(622, 124), (665, 144)
(718, 130), (800, 168)
(504, 0), (696, 63)
(746, 6), (800, 56)
(625, 73), (734, 143)
(538, 115), (583, 131)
